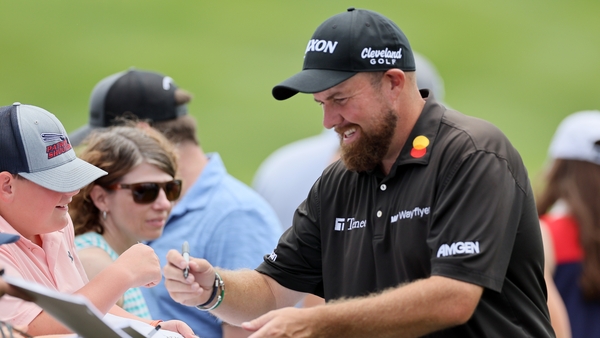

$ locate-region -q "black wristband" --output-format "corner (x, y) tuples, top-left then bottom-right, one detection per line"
(196, 274), (218, 308)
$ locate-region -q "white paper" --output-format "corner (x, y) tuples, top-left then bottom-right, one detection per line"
(104, 314), (184, 338)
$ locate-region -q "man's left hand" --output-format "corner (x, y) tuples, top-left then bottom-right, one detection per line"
(241, 307), (319, 338)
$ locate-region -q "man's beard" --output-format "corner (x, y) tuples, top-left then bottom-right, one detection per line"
(337, 109), (397, 172)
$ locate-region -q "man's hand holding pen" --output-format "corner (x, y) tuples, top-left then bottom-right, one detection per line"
(163, 249), (218, 308)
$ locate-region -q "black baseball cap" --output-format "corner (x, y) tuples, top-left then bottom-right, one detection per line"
(69, 69), (189, 146)
(272, 8), (415, 100)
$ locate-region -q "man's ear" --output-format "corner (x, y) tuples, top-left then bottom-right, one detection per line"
(0, 172), (16, 202)
(89, 184), (110, 212)
(383, 68), (406, 95)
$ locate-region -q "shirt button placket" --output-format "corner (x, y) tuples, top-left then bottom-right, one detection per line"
(377, 184), (387, 218)
(374, 182), (387, 236)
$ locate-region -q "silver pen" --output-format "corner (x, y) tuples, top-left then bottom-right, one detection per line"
(182, 241), (190, 278)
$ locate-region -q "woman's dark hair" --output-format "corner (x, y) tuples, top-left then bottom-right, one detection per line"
(537, 159), (600, 300)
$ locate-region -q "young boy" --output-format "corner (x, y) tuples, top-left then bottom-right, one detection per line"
(0, 103), (195, 337)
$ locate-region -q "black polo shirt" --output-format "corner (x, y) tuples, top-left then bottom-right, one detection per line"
(257, 93), (554, 337)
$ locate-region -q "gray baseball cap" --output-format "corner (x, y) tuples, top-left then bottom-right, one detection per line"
(0, 103), (107, 192)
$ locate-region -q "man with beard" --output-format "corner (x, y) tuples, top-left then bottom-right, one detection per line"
(163, 8), (555, 337)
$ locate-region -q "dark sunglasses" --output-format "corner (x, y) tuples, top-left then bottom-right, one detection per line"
(107, 179), (182, 204)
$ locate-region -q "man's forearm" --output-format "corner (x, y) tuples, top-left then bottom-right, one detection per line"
(301, 276), (483, 338)
(209, 269), (302, 325)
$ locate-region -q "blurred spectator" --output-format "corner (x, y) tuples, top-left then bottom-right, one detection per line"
(253, 52), (446, 231)
(537, 110), (600, 338)
(69, 69), (281, 338)
(70, 125), (180, 319)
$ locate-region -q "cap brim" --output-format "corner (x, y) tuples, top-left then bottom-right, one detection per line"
(272, 69), (357, 100)
(19, 157), (107, 193)
(0, 233), (20, 245)
(68, 124), (99, 147)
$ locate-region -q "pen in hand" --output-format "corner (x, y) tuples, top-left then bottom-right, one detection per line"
(146, 324), (161, 338)
(182, 241), (190, 279)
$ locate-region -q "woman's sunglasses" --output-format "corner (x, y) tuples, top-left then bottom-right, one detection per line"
(107, 180), (182, 204)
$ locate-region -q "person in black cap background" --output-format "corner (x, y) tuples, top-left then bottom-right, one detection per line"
(69, 69), (281, 338)
(69, 69), (189, 148)
(162, 8), (555, 337)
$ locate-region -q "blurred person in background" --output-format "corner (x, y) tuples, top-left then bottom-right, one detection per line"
(70, 125), (180, 320)
(537, 110), (600, 338)
(69, 69), (281, 338)
(0, 103), (194, 337)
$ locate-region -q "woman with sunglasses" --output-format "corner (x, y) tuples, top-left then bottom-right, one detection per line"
(70, 125), (180, 319)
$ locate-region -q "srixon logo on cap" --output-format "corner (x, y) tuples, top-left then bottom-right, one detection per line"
(305, 39), (339, 54)
(42, 133), (72, 159)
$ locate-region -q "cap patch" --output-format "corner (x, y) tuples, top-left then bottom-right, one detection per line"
(41, 132), (67, 143)
(45, 134), (72, 159)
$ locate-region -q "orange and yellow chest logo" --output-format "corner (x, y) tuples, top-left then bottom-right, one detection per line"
(410, 135), (429, 158)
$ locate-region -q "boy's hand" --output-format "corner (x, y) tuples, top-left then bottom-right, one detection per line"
(161, 320), (198, 338)
(114, 243), (162, 288)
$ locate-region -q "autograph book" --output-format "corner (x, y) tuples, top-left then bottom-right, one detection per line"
(3, 276), (182, 338)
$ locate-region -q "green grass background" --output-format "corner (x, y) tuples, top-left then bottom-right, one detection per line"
(1, 1), (599, 189)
